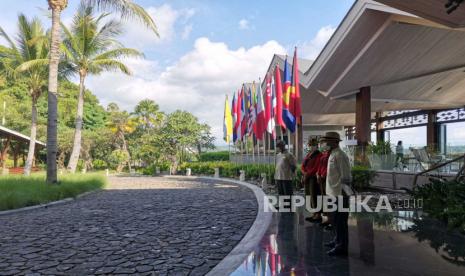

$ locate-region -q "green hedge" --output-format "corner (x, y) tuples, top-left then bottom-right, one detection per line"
(178, 161), (376, 191)
(179, 161), (274, 181)
(141, 163), (171, 175)
(199, 151), (230, 162)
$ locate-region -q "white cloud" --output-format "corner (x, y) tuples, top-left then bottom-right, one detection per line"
(238, 19), (249, 30)
(120, 4), (195, 48)
(86, 38), (286, 145)
(181, 24), (193, 40)
(299, 25), (335, 60)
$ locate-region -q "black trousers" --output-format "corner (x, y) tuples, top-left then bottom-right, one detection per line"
(276, 180), (294, 208)
(332, 196), (349, 251)
(276, 180), (293, 196)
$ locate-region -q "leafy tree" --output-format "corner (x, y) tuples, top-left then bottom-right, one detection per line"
(45, 0), (158, 183)
(62, 3), (143, 173)
(156, 110), (216, 172)
(106, 103), (136, 171)
(0, 14), (49, 175)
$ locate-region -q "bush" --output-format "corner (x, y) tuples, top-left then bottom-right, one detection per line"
(352, 165), (376, 189)
(199, 151), (230, 162)
(141, 162), (171, 175)
(179, 161), (276, 182)
(0, 173), (107, 211)
(411, 179), (465, 231)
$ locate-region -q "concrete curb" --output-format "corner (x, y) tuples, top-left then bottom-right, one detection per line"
(0, 190), (101, 217)
(162, 175), (272, 276)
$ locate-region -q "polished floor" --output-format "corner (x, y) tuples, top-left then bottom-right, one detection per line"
(232, 208), (465, 276)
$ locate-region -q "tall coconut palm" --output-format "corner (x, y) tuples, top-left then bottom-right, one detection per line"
(63, 3), (143, 173)
(107, 103), (136, 171)
(0, 15), (49, 175)
(46, 0), (158, 183)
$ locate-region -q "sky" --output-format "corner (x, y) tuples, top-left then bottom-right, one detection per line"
(0, 0), (354, 145)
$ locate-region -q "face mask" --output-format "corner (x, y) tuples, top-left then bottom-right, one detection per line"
(320, 143), (330, 151)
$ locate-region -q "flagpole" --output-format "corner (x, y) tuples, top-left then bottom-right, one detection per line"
(295, 125), (299, 162)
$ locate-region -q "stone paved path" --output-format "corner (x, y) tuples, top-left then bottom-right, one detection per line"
(0, 177), (257, 275)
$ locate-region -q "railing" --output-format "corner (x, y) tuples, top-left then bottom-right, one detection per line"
(413, 154), (465, 187)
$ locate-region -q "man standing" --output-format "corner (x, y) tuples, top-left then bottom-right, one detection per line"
(275, 140), (297, 209)
(319, 132), (352, 256)
(301, 138), (321, 221)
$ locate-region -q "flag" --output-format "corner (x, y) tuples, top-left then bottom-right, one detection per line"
(256, 78), (266, 140)
(282, 57), (296, 132)
(291, 47), (302, 124)
(240, 85), (248, 140)
(265, 73), (274, 135)
(270, 73), (277, 139)
(236, 88), (243, 141)
(232, 92), (238, 143)
(247, 85), (256, 136)
(223, 95), (233, 143)
(274, 65), (285, 130)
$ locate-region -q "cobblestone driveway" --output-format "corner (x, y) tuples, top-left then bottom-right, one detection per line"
(0, 177), (257, 275)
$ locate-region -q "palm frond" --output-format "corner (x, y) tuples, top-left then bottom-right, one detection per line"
(90, 59), (132, 75)
(16, 59), (49, 72)
(93, 47), (143, 60)
(87, 0), (159, 36)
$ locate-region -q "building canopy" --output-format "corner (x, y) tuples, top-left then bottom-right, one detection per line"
(266, 0), (465, 126)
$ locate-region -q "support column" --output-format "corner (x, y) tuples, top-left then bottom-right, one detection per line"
(355, 86), (371, 165)
(356, 87), (371, 146)
(375, 112), (384, 144)
(427, 110), (439, 151)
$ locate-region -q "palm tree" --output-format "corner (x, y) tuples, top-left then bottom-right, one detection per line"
(133, 99), (164, 131)
(0, 15), (49, 175)
(107, 103), (136, 171)
(46, 0), (158, 183)
(63, 3), (143, 173)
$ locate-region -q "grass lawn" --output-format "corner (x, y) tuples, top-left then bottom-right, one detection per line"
(0, 173), (107, 211)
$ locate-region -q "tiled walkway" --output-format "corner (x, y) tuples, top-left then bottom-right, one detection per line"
(0, 177), (257, 275)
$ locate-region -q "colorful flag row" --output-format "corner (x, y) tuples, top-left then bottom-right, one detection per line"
(224, 48), (302, 143)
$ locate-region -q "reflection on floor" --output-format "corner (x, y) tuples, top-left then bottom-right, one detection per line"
(232, 208), (465, 276)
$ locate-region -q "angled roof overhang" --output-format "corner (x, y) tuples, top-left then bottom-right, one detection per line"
(375, 0), (465, 28)
(302, 0), (465, 112)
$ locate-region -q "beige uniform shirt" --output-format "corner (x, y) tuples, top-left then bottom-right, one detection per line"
(326, 147), (352, 197)
(274, 151), (297, 181)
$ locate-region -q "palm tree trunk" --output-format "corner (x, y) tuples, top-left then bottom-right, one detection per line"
(46, 1), (67, 184)
(121, 134), (132, 171)
(67, 73), (86, 173)
(24, 94), (38, 176)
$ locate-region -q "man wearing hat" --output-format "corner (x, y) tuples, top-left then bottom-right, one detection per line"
(319, 131), (352, 256)
(274, 140), (297, 209)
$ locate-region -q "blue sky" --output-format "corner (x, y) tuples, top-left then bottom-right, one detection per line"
(0, 0), (354, 144)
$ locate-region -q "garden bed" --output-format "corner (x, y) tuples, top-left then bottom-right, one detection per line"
(0, 173), (107, 211)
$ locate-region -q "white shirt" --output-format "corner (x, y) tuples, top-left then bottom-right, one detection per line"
(274, 151), (297, 180)
(326, 147), (352, 197)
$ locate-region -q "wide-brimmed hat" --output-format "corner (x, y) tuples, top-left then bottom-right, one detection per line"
(319, 132), (341, 142)
(276, 140), (286, 147)
(307, 137), (318, 146)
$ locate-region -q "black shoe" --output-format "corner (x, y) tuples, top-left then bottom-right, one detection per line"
(324, 241), (336, 248)
(327, 247), (348, 257)
(323, 225), (333, 231)
(305, 216), (322, 223)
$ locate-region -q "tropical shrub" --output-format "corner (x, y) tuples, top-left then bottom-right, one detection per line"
(410, 179), (465, 231)
(352, 165), (376, 189)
